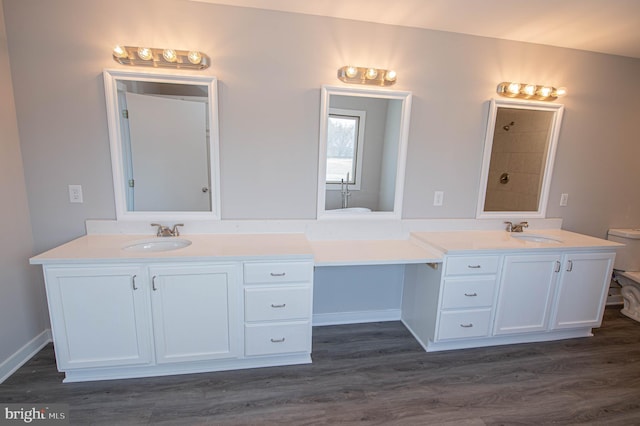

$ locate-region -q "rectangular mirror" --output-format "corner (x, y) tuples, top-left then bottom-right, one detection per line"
(476, 99), (564, 219)
(317, 85), (412, 219)
(103, 69), (220, 220)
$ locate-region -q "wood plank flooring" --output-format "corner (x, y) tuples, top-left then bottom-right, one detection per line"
(2, 307), (640, 425)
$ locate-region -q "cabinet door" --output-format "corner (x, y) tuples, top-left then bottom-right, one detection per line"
(150, 264), (240, 364)
(44, 265), (152, 370)
(551, 252), (615, 329)
(494, 254), (561, 335)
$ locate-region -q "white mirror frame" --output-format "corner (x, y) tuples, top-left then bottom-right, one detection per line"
(103, 69), (221, 221)
(317, 85), (412, 220)
(476, 98), (564, 219)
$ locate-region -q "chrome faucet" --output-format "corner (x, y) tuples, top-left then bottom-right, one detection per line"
(505, 221), (528, 232)
(340, 173), (351, 209)
(151, 223), (184, 237)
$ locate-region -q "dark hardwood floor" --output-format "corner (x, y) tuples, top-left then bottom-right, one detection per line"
(2, 307), (640, 425)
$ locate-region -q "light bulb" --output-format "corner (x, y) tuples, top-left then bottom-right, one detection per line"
(523, 84), (536, 96)
(345, 66), (358, 78)
(555, 87), (568, 97)
(385, 70), (397, 82)
(538, 86), (552, 97)
(162, 49), (177, 63)
(137, 47), (153, 61)
(188, 51), (202, 65)
(113, 45), (128, 59)
(507, 83), (521, 94)
(365, 68), (378, 79)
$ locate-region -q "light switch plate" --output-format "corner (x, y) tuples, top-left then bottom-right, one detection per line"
(560, 193), (568, 206)
(433, 191), (444, 206)
(68, 185), (83, 203)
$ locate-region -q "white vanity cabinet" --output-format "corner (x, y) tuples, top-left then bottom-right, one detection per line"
(493, 254), (561, 335)
(436, 255), (500, 340)
(31, 233), (316, 382)
(148, 263), (240, 364)
(551, 252), (615, 329)
(494, 252), (615, 335)
(44, 265), (153, 370)
(40, 258), (313, 382)
(243, 261), (313, 357)
(404, 242), (617, 352)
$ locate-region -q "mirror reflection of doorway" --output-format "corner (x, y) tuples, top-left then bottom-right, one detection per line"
(123, 92), (210, 212)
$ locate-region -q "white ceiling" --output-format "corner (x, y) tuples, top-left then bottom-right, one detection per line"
(192, 0), (640, 59)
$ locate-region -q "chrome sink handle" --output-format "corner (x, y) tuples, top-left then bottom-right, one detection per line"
(151, 223), (182, 237)
(506, 221), (529, 232)
(151, 223), (171, 237)
(171, 224), (184, 237)
(512, 221), (529, 232)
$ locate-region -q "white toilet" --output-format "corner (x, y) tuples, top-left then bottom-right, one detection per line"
(607, 228), (640, 322)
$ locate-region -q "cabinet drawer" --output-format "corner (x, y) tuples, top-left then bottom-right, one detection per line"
(244, 262), (313, 284)
(445, 256), (500, 275)
(245, 286), (311, 322)
(441, 277), (497, 309)
(437, 309), (492, 340)
(245, 322), (311, 356)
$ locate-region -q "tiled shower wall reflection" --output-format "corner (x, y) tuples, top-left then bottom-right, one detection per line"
(484, 108), (553, 212)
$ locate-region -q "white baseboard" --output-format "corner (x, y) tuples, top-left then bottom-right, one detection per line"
(313, 309), (401, 326)
(0, 329), (52, 384)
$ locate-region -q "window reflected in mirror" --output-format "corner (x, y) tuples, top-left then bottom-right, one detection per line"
(317, 86), (412, 219)
(326, 109), (365, 188)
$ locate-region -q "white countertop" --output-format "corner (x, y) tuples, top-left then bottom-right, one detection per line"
(411, 229), (622, 254)
(30, 233), (314, 264)
(30, 229), (620, 266)
(30, 233), (445, 267)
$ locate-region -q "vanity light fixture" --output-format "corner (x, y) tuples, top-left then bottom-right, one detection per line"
(162, 48), (177, 63)
(497, 81), (567, 101)
(337, 65), (397, 86)
(137, 47), (153, 61)
(112, 45), (210, 70)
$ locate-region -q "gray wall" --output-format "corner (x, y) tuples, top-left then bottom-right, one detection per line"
(379, 100), (402, 211)
(0, 1), (48, 369)
(3, 0), (640, 251)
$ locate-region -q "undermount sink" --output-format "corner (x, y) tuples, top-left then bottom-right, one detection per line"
(511, 233), (563, 244)
(122, 238), (192, 252)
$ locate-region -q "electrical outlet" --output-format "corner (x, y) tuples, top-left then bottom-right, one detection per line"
(560, 193), (569, 207)
(68, 185), (83, 203)
(433, 191), (444, 206)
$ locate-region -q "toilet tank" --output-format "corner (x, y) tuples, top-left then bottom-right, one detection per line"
(608, 228), (640, 271)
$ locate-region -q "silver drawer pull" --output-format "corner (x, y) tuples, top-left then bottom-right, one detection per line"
(467, 265), (481, 269)
(464, 293), (478, 297)
(566, 260), (573, 272)
(270, 272), (286, 277)
(460, 323), (474, 328)
(271, 303), (286, 308)
(270, 337), (286, 343)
